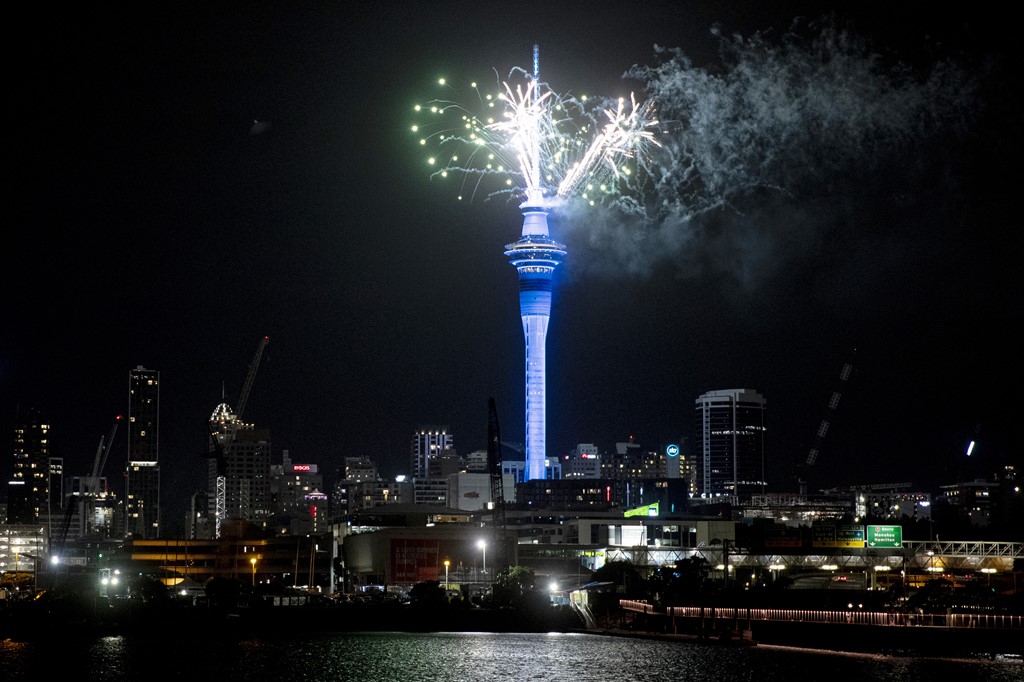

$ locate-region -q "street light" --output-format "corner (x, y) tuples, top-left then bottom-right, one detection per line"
(477, 540), (487, 577)
(444, 559), (450, 591)
(250, 557), (257, 586)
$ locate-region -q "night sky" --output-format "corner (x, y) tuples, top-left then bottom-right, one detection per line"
(5, 3), (1018, 533)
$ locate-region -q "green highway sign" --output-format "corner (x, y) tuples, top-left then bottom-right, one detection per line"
(812, 523), (865, 548)
(866, 525), (902, 548)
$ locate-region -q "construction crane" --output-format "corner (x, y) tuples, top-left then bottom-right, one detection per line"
(54, 415), (121, 558)
(486, 398), (506, 571)
(236, 335), (269, 424)
(206, 335), (269, 538)
(796, 347), (857, 496)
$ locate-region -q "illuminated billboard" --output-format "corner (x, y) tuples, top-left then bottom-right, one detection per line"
(624, 502), (659, 518)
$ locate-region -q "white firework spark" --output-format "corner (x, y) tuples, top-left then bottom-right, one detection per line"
(411, 65), (660, 207)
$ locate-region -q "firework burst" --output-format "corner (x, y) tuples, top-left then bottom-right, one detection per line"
(411, 64), (660, 207)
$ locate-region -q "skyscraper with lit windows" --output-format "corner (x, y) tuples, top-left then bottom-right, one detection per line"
(694, 388), (766, 499)
(410, 427), (453, 480)
(6, 406), (50, 524)
(125, 366), (160, 538)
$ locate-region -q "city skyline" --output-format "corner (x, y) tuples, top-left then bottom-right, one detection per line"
(4, 4), (1017, 528)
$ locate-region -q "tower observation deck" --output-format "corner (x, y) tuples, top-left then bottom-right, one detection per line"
(505, 192), (566, 481)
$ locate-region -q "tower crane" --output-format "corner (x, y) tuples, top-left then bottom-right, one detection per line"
(486, 397), (507, 571)
(236, 335), (268, 425)
(90, 415), (122, 487)
(54, 415), (121, 557)
(206, 335), (269, 538)
(796, 347), (857, 496)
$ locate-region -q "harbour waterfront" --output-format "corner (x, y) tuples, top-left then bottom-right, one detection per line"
(1, 631), (1020, 681)
(614, 600), (1024, 658)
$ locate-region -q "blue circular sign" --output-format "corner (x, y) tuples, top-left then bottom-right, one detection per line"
(666, 444), (680, 457)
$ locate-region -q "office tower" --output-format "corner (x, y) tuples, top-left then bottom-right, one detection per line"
(464, 449), (490, 474)
(505, 194), (566, 481)
(562, 443), (601, 479)
(7, 407), (50, 524)
(667, 441), (690, 486)
(272, 450), (324, 535)
(343, 456), (378, 483)
(410, 427), (453, 479)
(126, 366), (160, 538)
(43, 456), (64, 538)
(426, 449), (461, 479)
(694, 388), (767, 499)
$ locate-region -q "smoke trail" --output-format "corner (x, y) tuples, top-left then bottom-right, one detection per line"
(557, 15), (984, 283)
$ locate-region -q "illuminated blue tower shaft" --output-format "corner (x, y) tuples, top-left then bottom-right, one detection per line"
(505, 191), (566, 481)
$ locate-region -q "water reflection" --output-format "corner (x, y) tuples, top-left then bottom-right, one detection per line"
(1, 631), (1019, 681)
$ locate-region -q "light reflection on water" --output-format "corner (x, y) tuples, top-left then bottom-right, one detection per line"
(1, 632), (1020, 681)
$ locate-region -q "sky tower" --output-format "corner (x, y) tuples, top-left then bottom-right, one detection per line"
(505, 189), (565, 481)
(505, 45), (567, 482)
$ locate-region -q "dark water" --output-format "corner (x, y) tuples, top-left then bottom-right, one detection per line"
(2, 631), (1021, 681)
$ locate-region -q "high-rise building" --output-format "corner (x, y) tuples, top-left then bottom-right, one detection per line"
(502, 457), (561, 484)
(562, 443), (601, 479)
(463, 449), (489, 474)
(43, 456), (65, 534)
(694, 388), (767, 499)
(334, 477), (409, 516)
(271, 450), (324, 535)
(505, 193), (566, 482)
(125, 366), (160, 538)
(426, 449), (461, 479)
(410, 427), (453, 479)
(411, 427), (460, 506)
(344, 456), (378, 483)
(667, 441), (690, 487)
(412, 478), (449, 506)
(447, 472), (517, 512)
(208, 403), (272, 532)
(6, 407), (50, 524)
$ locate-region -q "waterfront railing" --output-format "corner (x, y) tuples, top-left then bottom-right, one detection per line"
(619, 599), (1024, 630)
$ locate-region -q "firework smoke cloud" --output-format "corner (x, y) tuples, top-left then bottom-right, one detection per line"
(564, 16), (985, 281)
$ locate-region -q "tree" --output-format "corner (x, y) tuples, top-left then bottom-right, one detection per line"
(129, 574), (170, 605)
(647, 557), (712, 606)
(592, 560), (646, 597)
(409, 580), (448, 609)
(491, 565), (537, 609)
